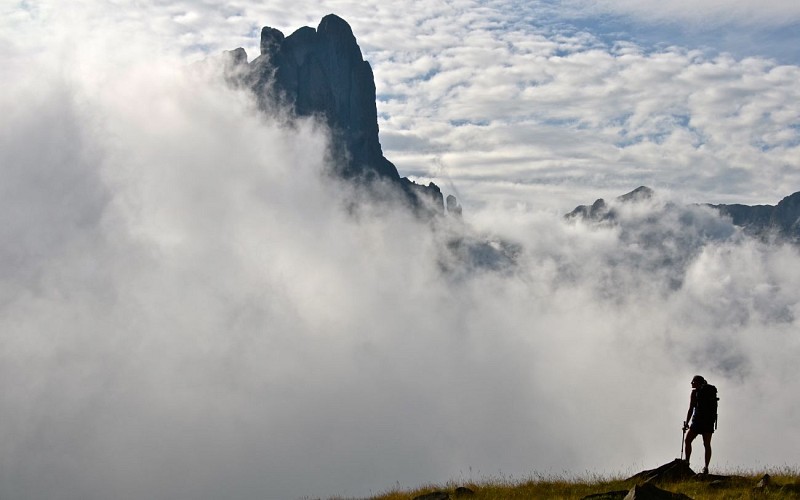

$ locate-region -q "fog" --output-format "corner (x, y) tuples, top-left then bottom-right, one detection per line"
(2, 29), (800, 500)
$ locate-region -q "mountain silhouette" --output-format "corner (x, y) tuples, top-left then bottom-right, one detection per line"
(568, 186), (800, 243)
(224, 14), (456, 219)
(223, 14), (797, 244)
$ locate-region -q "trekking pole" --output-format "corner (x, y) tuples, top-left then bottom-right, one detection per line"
(680, 422), (687, 460)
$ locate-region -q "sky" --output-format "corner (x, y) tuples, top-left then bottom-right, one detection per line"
(1, 1), (799, 499)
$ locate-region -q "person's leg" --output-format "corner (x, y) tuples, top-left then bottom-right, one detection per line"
(701, 432), (713, 473)
(684, 429), (698, 463)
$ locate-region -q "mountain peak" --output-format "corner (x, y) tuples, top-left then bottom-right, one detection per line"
(618, 185), (654, 203)
(259, 26), (284, 57)
(234, 15), (451, 218)
(317, 13), (355, 39)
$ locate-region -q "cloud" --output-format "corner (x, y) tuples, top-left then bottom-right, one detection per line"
(565, 0), (800, 27)
(8, 1), (796, 212)
(2, 2), (800, 500)
(371, 8), (800, 211)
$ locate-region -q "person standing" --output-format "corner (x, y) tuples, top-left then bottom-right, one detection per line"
(683, 375), (718, 474)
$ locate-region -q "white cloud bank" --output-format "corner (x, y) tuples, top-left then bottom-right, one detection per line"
(567, 0), (800, 27)
(361, 2), (800, 212)
(1, 2), (800, 500)
(4, 0), (797, 208)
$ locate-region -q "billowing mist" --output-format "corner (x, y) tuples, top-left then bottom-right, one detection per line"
(2, 20), (800, 500)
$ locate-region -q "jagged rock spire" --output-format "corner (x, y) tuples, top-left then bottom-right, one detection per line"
(227, 14), (452, 218)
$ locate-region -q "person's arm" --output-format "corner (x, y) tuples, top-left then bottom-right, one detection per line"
(685, 390), (696, 426)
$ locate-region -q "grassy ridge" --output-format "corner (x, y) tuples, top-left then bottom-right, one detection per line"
(366, 468), (800, 499)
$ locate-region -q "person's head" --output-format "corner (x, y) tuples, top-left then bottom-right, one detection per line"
(691, 375), (706, 388)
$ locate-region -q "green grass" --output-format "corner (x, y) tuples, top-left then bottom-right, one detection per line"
(366, 468), (800, 500)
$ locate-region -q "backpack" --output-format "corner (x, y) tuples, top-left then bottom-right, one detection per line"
(697, 384), (719, 429)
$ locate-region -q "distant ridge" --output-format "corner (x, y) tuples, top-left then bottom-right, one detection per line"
(709, 191), (800, 242)
(224, 14), (458, 219)
(568, 186), (800, 243)
(565, 185), (654, 221)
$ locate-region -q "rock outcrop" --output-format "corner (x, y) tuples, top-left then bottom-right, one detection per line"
(412, 492), (449, 500)
(225, 14), (450, 218)
(627, 459), (696, 484)
(750, 473), (800, 495)
(411, 487), (474, 500)
(623, 482), (692, 500)
(581, 482), (692, 500)
(583, 460), (752, 500)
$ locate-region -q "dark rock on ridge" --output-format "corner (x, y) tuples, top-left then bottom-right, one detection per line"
(411, 486), (474, 500)
(582, 482), (692, 500)
(582, 490), (629, 499)
(412, 491), (449, 500)
(623, 482), (692, 500)
(751, 473), (800, 495)
(755, 474), (772, 488)
(225, 14), (449, 218)
(585, 461), (782, 500)
(627, 459), (696, 484)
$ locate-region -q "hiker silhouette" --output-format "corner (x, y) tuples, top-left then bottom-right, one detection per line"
(683, 375), (718, 474)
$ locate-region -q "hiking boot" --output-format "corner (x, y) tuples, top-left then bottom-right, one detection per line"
(702, 467), (708, 474)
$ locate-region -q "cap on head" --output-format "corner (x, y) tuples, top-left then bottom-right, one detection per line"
(692, 375), (706, 384)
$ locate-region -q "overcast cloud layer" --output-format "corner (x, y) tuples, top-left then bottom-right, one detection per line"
(2, 1), (800, 499)
(3, 0), (799, 211)
(567, 0), (800, 26)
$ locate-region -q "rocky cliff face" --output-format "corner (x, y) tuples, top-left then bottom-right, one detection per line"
(225, 14), (454, 218)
